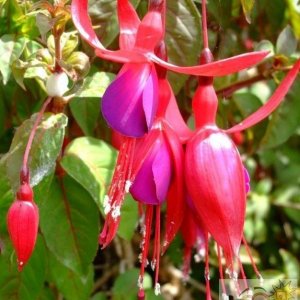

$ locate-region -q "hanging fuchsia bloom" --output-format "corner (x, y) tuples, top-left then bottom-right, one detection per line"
(7, 179), (39, 271)
(71, 0), (268, 137)
(185, 47), (300, 297)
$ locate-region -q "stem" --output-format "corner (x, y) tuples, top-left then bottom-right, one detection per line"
(22, 97), (52, 183)
(54, 31), (62, 72)
(201, 0), (209, 49)
(216, 74), (266, 98)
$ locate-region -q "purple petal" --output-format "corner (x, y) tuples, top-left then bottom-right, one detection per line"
(130, 138), (172, 205)
(101, 63), (158, 137)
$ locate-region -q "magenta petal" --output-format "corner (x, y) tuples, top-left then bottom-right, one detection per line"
(101, 63), (158, 137)
(130, 136), (172, 205)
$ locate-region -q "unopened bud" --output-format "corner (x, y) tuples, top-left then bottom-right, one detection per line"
(46, 72), (69, 97)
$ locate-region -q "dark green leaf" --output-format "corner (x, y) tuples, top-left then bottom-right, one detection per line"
(260, 80), (300, 149)
(1, 113), (67, 192)
(48, 252), (94, 300)
(0, 237), (47, 300)
(88, 0), (139, 47)
(166, 0), (201, 93)
(112, 268), (152, 300)
(38, 175), (100, 275)
(279, 250), (300, 279)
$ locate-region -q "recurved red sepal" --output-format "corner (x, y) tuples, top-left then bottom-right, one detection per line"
(7, 199), (39, 271)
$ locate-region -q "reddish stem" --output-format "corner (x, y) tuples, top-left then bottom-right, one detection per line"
(201, 0), (209, 49)
(21, 97), (52, 183)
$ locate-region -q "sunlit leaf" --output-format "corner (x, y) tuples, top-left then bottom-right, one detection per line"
(1, 113), (67, 191)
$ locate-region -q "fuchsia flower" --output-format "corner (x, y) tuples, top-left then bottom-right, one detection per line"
(71, 0), (268, 137)
(71, 0), (300, 297)
(185, 47), (300, 297)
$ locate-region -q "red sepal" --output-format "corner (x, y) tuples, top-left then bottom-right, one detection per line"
(227, 59), (300, 133)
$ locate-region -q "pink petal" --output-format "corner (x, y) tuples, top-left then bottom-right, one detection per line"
(117, 0), (140, 50)
(151, 51), (269, 76)
(226, 59), (300, 133)
(130, 133), (172, 205)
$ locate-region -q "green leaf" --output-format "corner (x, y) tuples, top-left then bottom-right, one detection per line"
(276, 25), (298, 56)
(61, 137), (138, 241)
(260, 80), (300, 149)
(166, 0), (201, 93)
(118, 195), (138, 240)
(0, 163), (13, 234)
(61, 137), (116, 209)
(0, 237), (47, 300)
(0, 34), (27, 84)
(91, 292), (107, 300)
(1, 113), (67, 192)
(70, 98), (100, 136)
(112, 268), (152, 300)
(279, 249), (300, 279)
(75, 71), (115, 98)
(48, 252), (94, 300)
(241, 0), (255, 23)
(38, 175), (100, 275)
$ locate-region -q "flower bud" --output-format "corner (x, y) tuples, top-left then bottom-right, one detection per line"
(7, 185), (39, 271)
(185, 126), (246, 259)
(46, 72), (69, 97)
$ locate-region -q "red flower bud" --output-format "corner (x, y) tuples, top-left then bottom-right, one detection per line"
(7, 184), (39, 271)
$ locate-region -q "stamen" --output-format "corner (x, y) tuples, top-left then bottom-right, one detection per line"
(182, 247), (192, 281)
(111, 205), (121, 220)
(154, 206), (161, 290)
(217, 245), (227, 296)
(242, 235), (262, 279)
(154, 283), (161, 295)
(99, 137), (136, 247)
(204, 232), (212, 299)
(125, 180), (132, 193)
(238, 257), (248, 288)
(139, 206), (153, 291)
(103, 195), (111, 215)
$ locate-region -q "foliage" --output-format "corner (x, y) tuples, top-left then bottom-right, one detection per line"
(0, 0), (299, 299)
